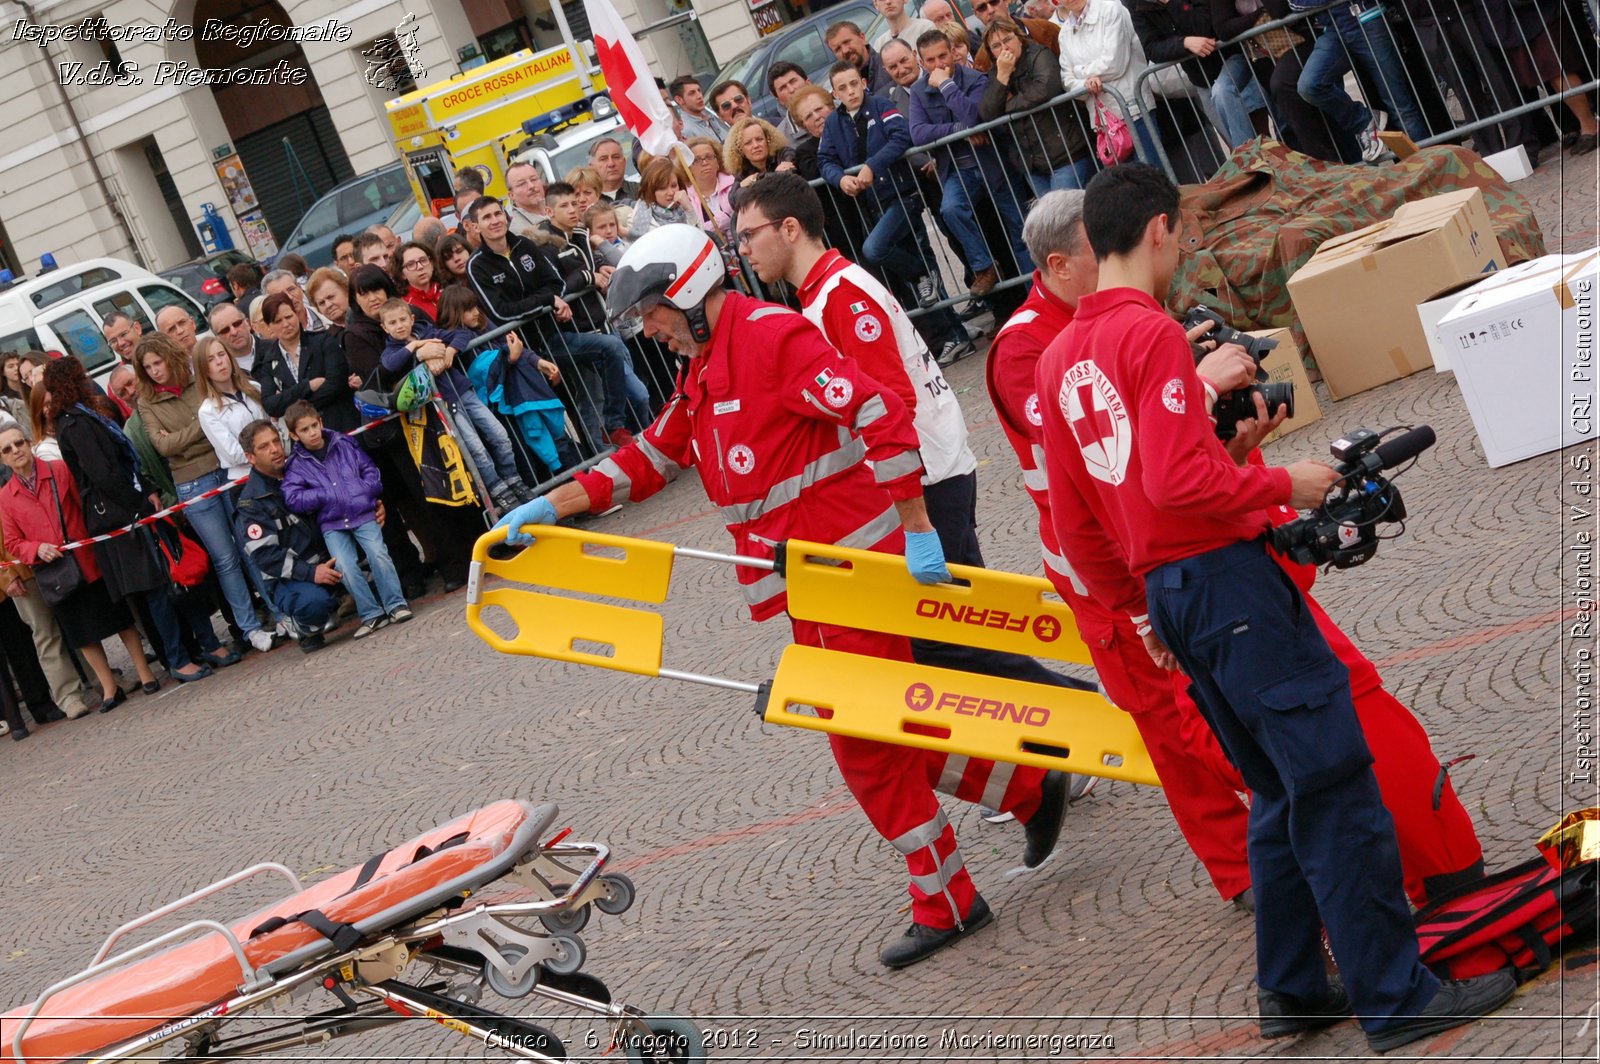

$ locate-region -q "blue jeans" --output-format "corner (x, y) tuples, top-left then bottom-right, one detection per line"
(448, 389), (519, 486)
(861, 199), (931, 279)
(938, 165), (1034, 274)
(142, 584), (223, 670)
(323, 521), (406, 622)
(1298, 7), (1429, 145)
(1029, 154), (1097, 196)
(1128, 113), (1164, 166)
(555, 330), (631, 433)
(271, 579), (337, 633)
(1211, 53), (1271, 148)
(176, 470), (260, 636)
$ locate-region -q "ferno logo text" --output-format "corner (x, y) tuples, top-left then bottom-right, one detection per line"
(902, 682), (1051, 728)
(915, 599), (1062, 642)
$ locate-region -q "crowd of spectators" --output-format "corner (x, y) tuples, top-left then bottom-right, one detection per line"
(640, 0), (1593, 365)
(0, 0), (1591, 742)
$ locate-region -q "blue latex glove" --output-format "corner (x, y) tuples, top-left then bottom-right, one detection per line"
(904, 529), (952, 585)
(493, 496), (557, 546)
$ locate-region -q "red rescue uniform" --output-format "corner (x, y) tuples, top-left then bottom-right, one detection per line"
(994, 280), (1480, 904)
(576, 291), (979, 928)
(799, 250), (1049, 821)
(989, 275), (1252, 899)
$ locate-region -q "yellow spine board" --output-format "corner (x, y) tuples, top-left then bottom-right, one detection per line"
(764, 644), (1160, 786)
(782, 540), (1092, 666)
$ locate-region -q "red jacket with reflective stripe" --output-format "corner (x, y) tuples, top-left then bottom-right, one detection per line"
(575, 291), (925, 621)
(1035, 288), (1291, 593)
(986, 276), (1126, 639)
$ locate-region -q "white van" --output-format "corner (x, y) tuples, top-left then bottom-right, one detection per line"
(0, 258), (212, 387)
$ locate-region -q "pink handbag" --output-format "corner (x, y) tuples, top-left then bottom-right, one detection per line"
(1092, 94), (1136, 166)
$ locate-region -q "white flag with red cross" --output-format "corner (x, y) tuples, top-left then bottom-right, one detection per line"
(583, 0), (681, 159)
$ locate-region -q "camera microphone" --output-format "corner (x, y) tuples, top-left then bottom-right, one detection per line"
(1272, 424), (1435, 569)
(1371, 425), (1436, 471)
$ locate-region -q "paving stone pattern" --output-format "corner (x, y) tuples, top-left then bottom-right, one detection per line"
(2, 151), (1597, 1061)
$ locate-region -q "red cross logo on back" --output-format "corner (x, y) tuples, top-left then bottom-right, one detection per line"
(1059, 360), (1131, 485)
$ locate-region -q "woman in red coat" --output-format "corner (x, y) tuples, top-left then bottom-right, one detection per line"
(0, 424), (158, 712)
(397, 242), (444, 322)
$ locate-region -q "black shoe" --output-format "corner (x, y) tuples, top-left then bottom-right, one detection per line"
(141, 680), (161, 696)
(879, 894), (994, 969)
(29, 702), (66, 724)
(1366, 971), (1516, 1053)
(99, 689), (127, 714)
(442, 574), (468, 593)
(1022, 770), (1068, 868)
(402, 578), (428, 601)
(958, 298), (991, 322)
(298, 632), (326, 654)
(1231, 887), (1256, 914)
(9, 725), (29, 741)
(202, 647), (241, 669)
(1258, 979), (1351, 1038)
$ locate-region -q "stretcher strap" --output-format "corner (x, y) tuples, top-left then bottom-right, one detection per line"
(248, 833), (473, 944)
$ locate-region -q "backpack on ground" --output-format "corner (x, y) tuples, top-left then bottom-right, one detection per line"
(1413, 856), (1599, 982)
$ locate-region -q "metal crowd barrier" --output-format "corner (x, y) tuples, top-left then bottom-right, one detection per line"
(448, 0), (1597, 504)
(728, 84), (1137, 325)
(1132, 0), (1599, 183)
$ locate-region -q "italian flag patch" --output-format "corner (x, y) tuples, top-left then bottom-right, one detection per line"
(849, 301), (867, 313)
(814, 368), (834, 388)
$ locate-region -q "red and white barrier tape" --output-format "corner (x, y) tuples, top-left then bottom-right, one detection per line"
(0, 411), (403, 569)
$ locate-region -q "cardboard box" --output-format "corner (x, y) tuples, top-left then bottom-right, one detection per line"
(1287, 188), (1503, 400)
(1482, 144), (1534, 182)
(1376, 130), (1418, 159)
(1247, 328), (1324, 444)
(1434, 248), (1599, 467)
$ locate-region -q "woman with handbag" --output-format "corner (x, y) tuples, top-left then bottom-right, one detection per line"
(43, 358), (219, 687)
(0, 425), (159, 712)
(1055, 0), (1164, 165)
(134, 333), (261, 657)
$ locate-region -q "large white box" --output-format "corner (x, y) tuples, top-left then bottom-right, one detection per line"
(1435, 248), (1599, 467)
(1416, 258), (1553, 372)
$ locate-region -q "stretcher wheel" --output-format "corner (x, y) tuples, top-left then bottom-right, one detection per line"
(484, 946), (540, 998)
(542, 933), (587, 975)
(594, 872), (636, 915)
(623, 1015), (707, 1063)
(540, 903), (591, 935)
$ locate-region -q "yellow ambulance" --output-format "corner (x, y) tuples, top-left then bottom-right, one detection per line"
(385, 44), (611, 220)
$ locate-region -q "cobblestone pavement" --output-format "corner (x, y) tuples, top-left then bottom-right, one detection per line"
(2, 149), (1597, 1063)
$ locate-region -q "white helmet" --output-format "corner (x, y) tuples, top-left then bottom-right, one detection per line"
(607, 224), (725, 342)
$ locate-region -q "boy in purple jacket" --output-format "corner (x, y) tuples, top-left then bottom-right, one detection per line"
(281, 400), (412, 638)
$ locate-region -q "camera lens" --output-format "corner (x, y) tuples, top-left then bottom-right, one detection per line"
(1260, 381), (1295, 419)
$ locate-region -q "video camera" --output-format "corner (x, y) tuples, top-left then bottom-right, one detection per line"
(1269, 425), (1436, 569)
(1182, 307), (1295, 441)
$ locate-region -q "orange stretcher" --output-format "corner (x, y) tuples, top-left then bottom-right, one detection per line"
(1, 801), (704, 1064)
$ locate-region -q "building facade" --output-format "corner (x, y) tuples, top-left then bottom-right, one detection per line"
(0, 0), (759, 273)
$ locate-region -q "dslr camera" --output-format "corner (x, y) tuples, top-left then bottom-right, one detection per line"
(1183, 307), (1295, 440)
(1270, 425), (1435, 569)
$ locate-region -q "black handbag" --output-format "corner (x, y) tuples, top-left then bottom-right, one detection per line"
(33, 475), (84, 607)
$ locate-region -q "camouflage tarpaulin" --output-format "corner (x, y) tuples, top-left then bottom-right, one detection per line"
(1168, 140), (1547, 361)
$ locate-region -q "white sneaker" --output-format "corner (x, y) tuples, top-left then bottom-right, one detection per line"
(247, 629), (275, 653)
(937, 339), (975, 367)
(979, 806), (1016, 824)
(275, 618), (300, 641)
(914, 273), (940, 308)
(1359, 122), (1385, 163)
